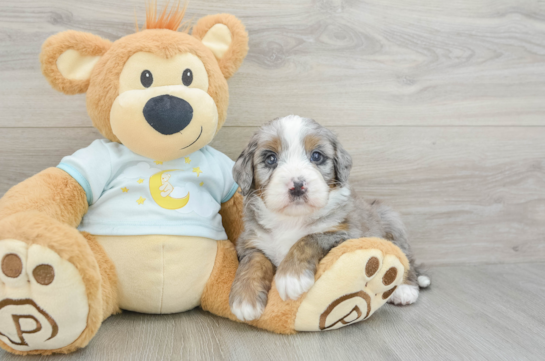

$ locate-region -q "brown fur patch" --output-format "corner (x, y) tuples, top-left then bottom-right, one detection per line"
(276, 235), (324, 280)
(304, 134), (321, 154)
(262, 136), (282, 154)
(328, 221), (349, 233)
(229, 251), (275, 312)
(0, 168), (88, 227)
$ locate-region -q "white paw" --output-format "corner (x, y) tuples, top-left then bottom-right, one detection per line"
(0, 239), (89, 351)
(230, 300), (264, 322)
(275, 270), (315, 301)
(388, 284), (419, 306)
(417, 275), (431, 288)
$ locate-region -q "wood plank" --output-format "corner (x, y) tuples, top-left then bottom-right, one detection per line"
(1, 126), (544, 266)
(2, 262), (544, 360)
(1, 0), (545, 127)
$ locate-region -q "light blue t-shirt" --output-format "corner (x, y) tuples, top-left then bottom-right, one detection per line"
(58, 140), (238, 240)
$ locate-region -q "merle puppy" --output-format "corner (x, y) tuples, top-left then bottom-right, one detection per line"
(229, 115), (430, 321)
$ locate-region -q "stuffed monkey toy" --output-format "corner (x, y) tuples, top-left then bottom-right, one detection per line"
(0, 3), (409, 356)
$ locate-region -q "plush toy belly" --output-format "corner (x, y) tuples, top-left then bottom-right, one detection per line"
(95, 235), (218, 314)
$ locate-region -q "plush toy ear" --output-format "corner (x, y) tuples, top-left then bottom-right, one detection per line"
(40, 30), (112, 95)
(192, 14), (249, 80)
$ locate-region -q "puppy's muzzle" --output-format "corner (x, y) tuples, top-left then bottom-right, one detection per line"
(143, 94), (194, 135)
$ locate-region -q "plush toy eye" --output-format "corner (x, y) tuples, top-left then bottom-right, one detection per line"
(140, 70), (153, 88)
(182, 68), (193, 86)
(265, 154), (277, 166)
(311, 151), (323, 163)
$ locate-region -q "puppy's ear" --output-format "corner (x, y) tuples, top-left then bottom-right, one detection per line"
(333, 137), (352, 186)
(192, 14), (249, 79)
(40, 30), (111, 95)
(233, 135), (258, 196)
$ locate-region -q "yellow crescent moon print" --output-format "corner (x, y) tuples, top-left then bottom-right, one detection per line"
(149, 169), (190, 210)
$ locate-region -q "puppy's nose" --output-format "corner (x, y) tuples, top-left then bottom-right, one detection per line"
(143, 95), (193, 135)
(289, 180), (307, 198)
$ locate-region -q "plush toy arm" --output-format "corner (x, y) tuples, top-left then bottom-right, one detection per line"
(219, 189), (244, 245)
(0, 167), (88, 227)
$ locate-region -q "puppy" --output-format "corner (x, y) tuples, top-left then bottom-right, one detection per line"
(229, 115), (430, 321)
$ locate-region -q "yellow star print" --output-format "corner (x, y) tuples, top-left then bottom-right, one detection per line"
(185, 157), (191, 164)
(136, 197), (146, 205)
(121, 187), (129, 193)
(199, 182), (204, 186)
(193, 167), (203, 177)
(137, 179), (144, 184)
(154, 161), (163, 165)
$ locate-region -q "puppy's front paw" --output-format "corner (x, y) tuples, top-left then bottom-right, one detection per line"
(387, 284), (419, 305)
(275, 269), (315, 301)
(229, 280), (268, 321)
(230, 298), (265, 322)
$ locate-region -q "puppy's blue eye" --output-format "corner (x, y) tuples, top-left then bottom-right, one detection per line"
(265, 154), (277, 165)
(311, 151), (323, 163)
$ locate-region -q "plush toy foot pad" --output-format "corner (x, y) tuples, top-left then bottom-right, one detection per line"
(0, 239), (89, 352)
(294, 238), (406, 331)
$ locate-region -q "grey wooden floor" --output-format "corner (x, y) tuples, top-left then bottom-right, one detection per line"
(1, 0), (544, 359)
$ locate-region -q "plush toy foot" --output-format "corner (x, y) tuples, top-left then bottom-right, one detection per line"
(0, 239), (90, 354)
(293, 237), (408, 331)
(250, 237), (409, 334)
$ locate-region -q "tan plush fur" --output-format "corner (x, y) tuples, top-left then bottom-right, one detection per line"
(192, 14), (249, 80)
(200, 240), (240, 322)
(315, 237), (410, 281)
(40, 31), (112, 95)
(82, 233), (121, 320)
(219, 190), (245, 245)
(0, 167), (88, 226)
(0, 213), (105, 355)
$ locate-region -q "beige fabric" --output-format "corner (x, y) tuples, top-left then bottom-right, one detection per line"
(95, 235), (217, 314)
(294, 249), (404, 331)
(202, 24), (232, 59)
(0, 240), (89, 351)
(56, 49), (100, 81)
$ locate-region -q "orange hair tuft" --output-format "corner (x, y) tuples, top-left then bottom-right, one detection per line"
(138, 1), (190, 32)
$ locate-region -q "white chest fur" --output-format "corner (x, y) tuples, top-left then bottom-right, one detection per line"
(253, 220), (315, 267)
(251, 187), (351, 266)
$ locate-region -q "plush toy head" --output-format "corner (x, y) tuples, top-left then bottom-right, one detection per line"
(40, 2), (248, 161)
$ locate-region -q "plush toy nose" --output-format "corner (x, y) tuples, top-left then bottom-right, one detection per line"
(143, 95), (193, 135)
